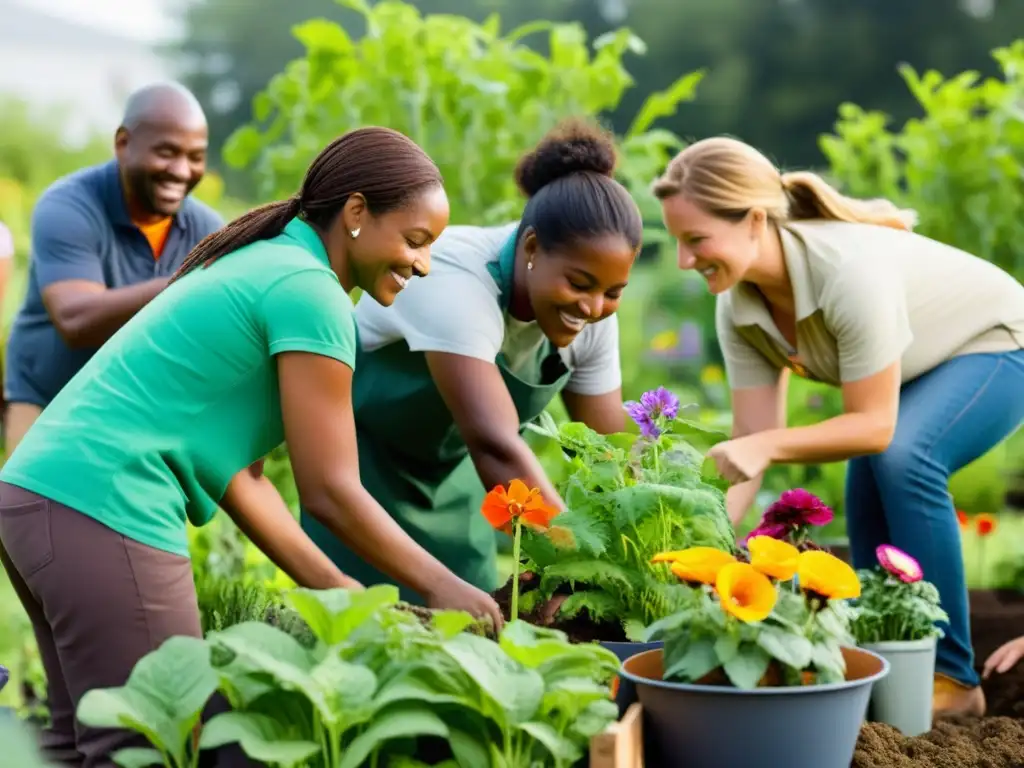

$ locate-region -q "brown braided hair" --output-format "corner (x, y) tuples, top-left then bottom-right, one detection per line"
(172, 127), (443, 282)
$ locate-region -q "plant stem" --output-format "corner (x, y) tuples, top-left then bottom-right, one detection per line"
(511, 520), (523, 622)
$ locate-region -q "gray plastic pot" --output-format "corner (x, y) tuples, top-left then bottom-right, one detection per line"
(620, 646), (889, 768)
(600, 641), (662, 717)
(862, 636), (937, 736)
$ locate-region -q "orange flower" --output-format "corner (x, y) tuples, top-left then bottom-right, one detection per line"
(747, 536), (800, 580)
(956, 509), (968, 528)
(715, 562), (777, 623)
(976, 513), (996, 537)
(481, 479), (559, 534)
(653, 547), (737, 585)
(796, 550), (861, 600)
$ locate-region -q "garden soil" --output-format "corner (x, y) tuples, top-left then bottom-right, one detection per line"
(853, 589), (1024, 767)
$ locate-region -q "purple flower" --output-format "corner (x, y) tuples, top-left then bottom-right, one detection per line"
(763, 488), (834, 528)
(624, 386), (680, 440)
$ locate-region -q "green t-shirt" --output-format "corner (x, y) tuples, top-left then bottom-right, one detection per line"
(1, 217), (356, 557)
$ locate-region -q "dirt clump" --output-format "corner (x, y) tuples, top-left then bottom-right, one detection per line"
(853, 717), (1024, 768)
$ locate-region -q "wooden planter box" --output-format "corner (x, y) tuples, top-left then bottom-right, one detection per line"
(590, 703), (643, 768)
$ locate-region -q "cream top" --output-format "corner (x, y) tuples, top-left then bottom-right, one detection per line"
(716, 219), (1024, 389)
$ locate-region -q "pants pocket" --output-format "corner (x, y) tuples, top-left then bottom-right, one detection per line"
(0, 499), (53, 578)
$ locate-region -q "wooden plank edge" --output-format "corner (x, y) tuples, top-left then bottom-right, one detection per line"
(589, 702), (643, 768)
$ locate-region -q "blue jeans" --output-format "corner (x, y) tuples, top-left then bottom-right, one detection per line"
(846, 349), (1024, 688)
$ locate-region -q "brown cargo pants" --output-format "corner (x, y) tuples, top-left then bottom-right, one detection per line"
(0, 481), (203, 768)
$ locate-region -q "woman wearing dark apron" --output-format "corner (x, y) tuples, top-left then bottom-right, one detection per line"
(0, 127), (501, 767)
(302, 119), (644, 600)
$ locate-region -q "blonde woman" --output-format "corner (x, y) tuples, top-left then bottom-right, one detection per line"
(653, 136), (1024, 717)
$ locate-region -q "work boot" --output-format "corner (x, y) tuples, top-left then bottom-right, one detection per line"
(933, 673), (986, 717)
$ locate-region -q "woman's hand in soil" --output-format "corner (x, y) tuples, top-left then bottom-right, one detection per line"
(538, 595), (567, 625)
(426, 575), (505, 634)
(983, 635), (1024, 678)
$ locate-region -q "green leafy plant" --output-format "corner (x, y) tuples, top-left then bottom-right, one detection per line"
(850, 545), (949, 645)
(820, 39), (1024, 280)
(76, 585), (620, 768)
(644, 538), (862, 689)
(223, 0), (702, 226)
(515, 387), (735, 640)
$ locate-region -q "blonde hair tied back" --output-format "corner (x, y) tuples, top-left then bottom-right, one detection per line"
(652, 136), (918, 232)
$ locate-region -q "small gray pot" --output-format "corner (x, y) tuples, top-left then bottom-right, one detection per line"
(620, 646), (889, 768)
(862, 636), (937, 737)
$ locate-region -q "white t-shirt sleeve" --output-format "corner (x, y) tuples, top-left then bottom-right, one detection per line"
(381, 271), (506, 362)
(563, 314), (622, 396)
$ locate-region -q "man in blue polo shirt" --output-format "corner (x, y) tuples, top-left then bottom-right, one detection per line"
(4, 82), (223, 457)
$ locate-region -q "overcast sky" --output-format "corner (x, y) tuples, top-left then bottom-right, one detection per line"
(16, 0), (178, 42)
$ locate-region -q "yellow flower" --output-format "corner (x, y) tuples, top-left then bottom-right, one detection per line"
(747, 536), (800, 581)
(796, 550), (861, 600)
(716, 562), (777, 623)
(653, 547), (737, 585)
(700, 364), (725, 385)
(650, 330), (679, 352)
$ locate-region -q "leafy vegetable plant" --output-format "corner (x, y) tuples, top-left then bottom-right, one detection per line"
(850, 544), (949, 645)
(644, 538), (862, 688)
(77, 585), (620, 768)
(518, 387), (736, 640)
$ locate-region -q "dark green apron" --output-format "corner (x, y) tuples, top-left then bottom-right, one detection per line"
(300, 233), (572, 603)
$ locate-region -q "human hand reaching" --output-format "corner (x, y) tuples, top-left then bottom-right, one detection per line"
(425, 574), (505, 634)
(983, 635), (1024, 679)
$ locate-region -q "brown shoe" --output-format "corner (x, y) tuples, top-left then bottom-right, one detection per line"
(933, 673), (986, 717)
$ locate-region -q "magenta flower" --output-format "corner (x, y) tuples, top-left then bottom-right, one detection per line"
(876, 544), (923, 583)
(741, 522), (789, 544)
(763, 488), (834, 528)
(624, 386), (680, 440)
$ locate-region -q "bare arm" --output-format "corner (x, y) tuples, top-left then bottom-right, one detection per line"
(278, 351), (502, 625)
(42, 278), (168, 348)
(426, 351), (565, 510)
(561, 388), (626, 435)
(764, 362), (901, 464)
(220, 459), (361, 590)
(725, 368), (789, 524)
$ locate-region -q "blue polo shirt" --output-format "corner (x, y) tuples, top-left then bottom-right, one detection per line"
(4, 160), (223, 408)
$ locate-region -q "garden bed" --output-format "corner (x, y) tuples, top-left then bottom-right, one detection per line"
(852, 588), (1024, 768)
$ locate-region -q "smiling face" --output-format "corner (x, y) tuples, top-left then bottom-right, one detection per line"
(523, 231), (637, 348)
(116, 118), (208, 220)
(331, 184), (451, 306)
(660, 193), (764, 295)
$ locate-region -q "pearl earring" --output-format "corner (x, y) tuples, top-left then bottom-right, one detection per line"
(527, 261), (534, 271)
(350, 228), (360, 239)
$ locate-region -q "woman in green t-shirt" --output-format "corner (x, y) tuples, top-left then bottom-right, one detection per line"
(0, 127), (501, 766)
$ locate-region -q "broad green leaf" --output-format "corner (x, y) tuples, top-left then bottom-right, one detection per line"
(714, 634), (740, 664)
(663, 637), (719, 683)
(722, 644), (772, 690)
(292, 18), (353, 54)
(111, 747), (165, 768)
(199, 712), (319, 767)
(372, 662), (473, 710)
(518, 720), (582, 763)
(539, 677), (610, 719)
(756, 625), (813, 671)
(338, 704), (450, 768)
(77, 636), (217, 766)
(431, 610), (477, 639)
(571, 699), (619, 740)
(442, 633), (545, 726)
(309, 652), (378, 726)
(286, 585), (399, 645)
